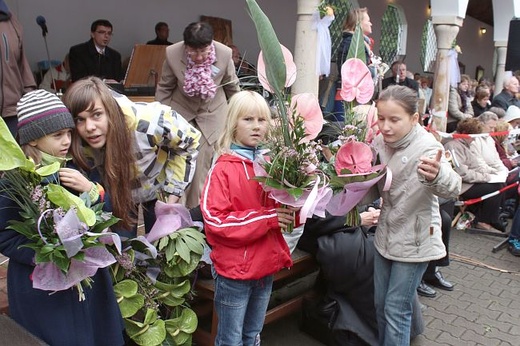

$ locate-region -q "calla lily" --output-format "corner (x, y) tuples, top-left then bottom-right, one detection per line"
(0, 117), (35, 172)
(335, 141), (373, 175)
(257, 44), (297, 93)
(340, 58), (374, 104)
(290, 93), (323, 141)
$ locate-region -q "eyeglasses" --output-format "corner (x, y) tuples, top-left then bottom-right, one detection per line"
(95, 30), (113, 36)
(185, 46), (210, 57)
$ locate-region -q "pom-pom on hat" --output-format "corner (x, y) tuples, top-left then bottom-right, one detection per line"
(17, 90), (75, 145)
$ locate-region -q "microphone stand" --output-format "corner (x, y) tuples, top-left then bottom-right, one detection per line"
(41, 29), (57, 94)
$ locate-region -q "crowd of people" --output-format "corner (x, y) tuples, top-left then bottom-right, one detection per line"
(1, 2), (520, 346)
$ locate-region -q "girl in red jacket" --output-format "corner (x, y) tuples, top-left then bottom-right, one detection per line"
(200, 90), (294, 346)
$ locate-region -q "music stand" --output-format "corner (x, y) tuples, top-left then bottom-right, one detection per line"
(124, 44), (166, 89)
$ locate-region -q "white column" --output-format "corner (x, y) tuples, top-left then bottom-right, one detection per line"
(495, 44), (508, 92)
(292, 0), (320, 96)
(429, 0), (467, 132)
(430, 24), (460, 132)
(492, 0), (520, 89)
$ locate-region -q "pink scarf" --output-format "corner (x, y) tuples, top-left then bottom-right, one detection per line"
(183, 43), (217, 100)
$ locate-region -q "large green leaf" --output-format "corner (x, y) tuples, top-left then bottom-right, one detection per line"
(35, 162), (60, 177)
(125, 318), (166, 346)
(0, 117), (35, 172)
(175, 239), (191, 263)
(181, 232), (204, 255)
(46, 184), (96, 226)
(165, 308), (198, 334)
(245, 0), (286, 93)
(114, 279), (139, 297)
(346, 22), (366, 63)
(118, 294), (145, 318)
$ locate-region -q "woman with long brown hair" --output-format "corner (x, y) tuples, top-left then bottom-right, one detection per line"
(64, 77), (201, 235)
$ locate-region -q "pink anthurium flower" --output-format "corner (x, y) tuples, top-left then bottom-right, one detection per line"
(290, 93), (323, 141)
(257, 44), (297, 93)
(334, 141), (373, 175)
(340, 58), (374, 104)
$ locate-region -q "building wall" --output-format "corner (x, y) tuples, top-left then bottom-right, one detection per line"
(6, 0), (495, 82)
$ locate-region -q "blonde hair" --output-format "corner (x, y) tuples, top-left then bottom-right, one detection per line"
(21, 144), (42, 164)
(343, 7), (368, 32)
(216, 90), (271, 155)
(494, 120), (510, 144)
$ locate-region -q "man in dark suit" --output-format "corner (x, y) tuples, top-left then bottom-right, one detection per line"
(382, 61), (419, 93)
(69, 19), (123, 83)
(146, 22), (172, 46)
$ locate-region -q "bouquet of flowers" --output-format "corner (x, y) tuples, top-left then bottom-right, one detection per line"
(111, 202), (205, 346)
(0, 118), (121, 301)
(247, 0), (332, 231)
(321, 22), (391, 226)
(322, 105), (391, 226)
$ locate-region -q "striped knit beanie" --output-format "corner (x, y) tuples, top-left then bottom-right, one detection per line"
(17, 90), (75, 145)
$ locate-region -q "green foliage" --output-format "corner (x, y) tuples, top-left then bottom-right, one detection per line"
(111, 227), (206, 346)
(346, 23), (366, 63)
(245, 0), (286, 96)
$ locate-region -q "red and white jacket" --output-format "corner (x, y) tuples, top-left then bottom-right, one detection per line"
(201, 153), (292, 280)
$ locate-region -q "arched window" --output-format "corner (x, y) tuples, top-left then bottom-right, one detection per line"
(420, 19), (437, 73)
(379, 4), (407, 64)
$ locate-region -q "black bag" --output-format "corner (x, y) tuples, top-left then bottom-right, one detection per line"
(300, 295), (338, 345)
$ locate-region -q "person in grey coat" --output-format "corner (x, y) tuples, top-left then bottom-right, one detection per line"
(371, 85), (461, 346)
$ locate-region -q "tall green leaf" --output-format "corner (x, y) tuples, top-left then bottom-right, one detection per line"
(346, 22), (366, 64)
(245, 0), (286, 93)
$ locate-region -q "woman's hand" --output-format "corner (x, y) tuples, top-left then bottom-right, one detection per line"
(275, 207), (296, 230)
(361, 207), (380, 226)
(59, 167), (93, 193)
(418, 149), (442, 181)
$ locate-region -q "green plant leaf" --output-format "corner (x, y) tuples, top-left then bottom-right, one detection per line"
(245, 0), (286, 93)
(46, 184), (96, 226)
(118, 294), (145, 318)
(0, 117), (35, 172)
(176, 253), (202, 276)
(35, 162), (60, 177)
(181, 233), (204, 255)
(165, 308), (198, 334)
(114, 279), (139, 297)
(175, 239), (191, 263)
(346, 22), (366, 63)
(125, 318), (166, 346)
(143, 308), (159, 325)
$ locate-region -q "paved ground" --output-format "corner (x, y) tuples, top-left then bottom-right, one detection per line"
(261, 226), (520, 346)
(0, 221), (519, 345)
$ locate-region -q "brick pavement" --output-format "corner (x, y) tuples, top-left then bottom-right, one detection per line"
(0, 225), (519, 345)
(261, 227), (520, 346)
(412, 228), (520, 346)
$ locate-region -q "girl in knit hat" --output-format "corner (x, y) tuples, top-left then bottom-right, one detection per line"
(0, 89), (125, 346)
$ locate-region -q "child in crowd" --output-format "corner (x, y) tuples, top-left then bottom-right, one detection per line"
(0, 90), (124, 345)
(200, 90), (294, 345)
(371, 85), (461, 345)
(63, 77), (201, 236)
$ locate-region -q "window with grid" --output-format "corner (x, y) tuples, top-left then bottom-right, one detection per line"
(379, 4), (406, 65)
(420, 19), (437, 73)
(327, 0), (355, 62)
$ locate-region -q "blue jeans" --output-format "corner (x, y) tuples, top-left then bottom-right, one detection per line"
(510, 207), (520, 240)
(374, 251), (428, 346)
(213, 273), (273, 346)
